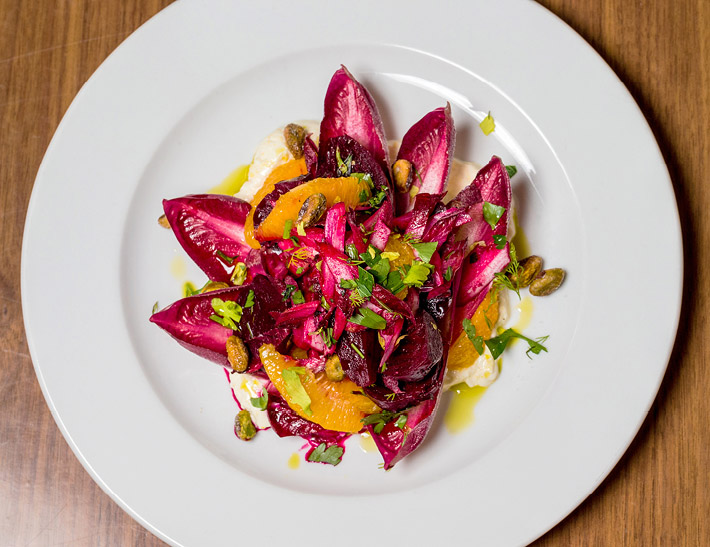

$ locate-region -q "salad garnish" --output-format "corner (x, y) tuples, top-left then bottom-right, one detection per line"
(150, 66), (566, 470)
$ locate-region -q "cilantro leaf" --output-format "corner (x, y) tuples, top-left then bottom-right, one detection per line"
(307, 443), (344, 466)
(485, 328), (549, 359)
(505, 164), (517, 178)
(482, 201), (506, 230)
(250, 390), (268, 411)
(281, 367), (312, 416)
(369, 257), (390, 285)
(348, 307), (386, 330)
(480, 111), (495, 135)
(282, 285), (296, 301)
(402, 261), (434, 287)
(244, 289), (255, 309)
(384, 271), (405, 294)
(283, 219), (293, 240)
(209, 298), (243, 329)
(493, 234), (507, 250)
(462, 318), (485, 355)
(356, 266), (374, 299)
(411, 241), (438, 263)
(292, 289), (305, 305)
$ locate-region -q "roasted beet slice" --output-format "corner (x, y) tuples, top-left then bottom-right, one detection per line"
(317, 135), (391, 197)
(150, 275), (287, 368)
(320, 66), (390, 172)
(395, 105), (455, 214)
(337, 330), (380, 387)
(163, 194), (252, 283)
(383, 312), (443, 383)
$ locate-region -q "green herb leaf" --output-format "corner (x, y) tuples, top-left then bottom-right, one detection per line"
(335, 147), (352, 176)
(345, 244), (360, 261)
(359, 246), (381, 268)
(349, 307), (386, 330)
(307, 443), (344, 466)
(492, 243), (521, 299)
(384, 271), (405, 294)
(340, 279), (357, 290)
(209, 298), (243, 329)
(292, 290), (305, 305)
(250, 390), (268, 411)
(482, 201), (506, 230)
(281, 367), (312, 416)
(356, 266), (374, 299)
(244, 290), (255, 309)
(369, 257), (390, 285)
(462, 318), (485, 355)
(282, 285), (296, 301)
(411, 241), (438, 263)
(296, 221), (307, 236)
(493, 234), (507, 250)
(152, 301), (159, 314)
(444, 266), (453, 282)
(480, 111), (495, 135)
(350, 343), (365, 359)
(368, 186), (388, 208)
(283, 219), (293, 240)
(216, 250), (235, 265)
(361, 410), (405, 434)
(395, 414), (407, 429)
(402, 261), (434, 287)
(485, 328), (549, 359)
(505, 164), (518, 178)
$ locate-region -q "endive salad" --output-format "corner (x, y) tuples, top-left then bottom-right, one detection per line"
(151, 66), (564, 469)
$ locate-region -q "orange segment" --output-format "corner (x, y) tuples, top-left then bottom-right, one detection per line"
(259, 344), (380, 433)
(447, 292), (500, 370)
(383, 236), (416, 269)
(244, 158), (308, 248)
(255, 176), (371, 241)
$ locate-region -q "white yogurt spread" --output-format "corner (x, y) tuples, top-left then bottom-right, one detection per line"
(229, 372), (271, 429)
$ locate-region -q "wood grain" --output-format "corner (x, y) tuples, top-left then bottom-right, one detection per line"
(1, 1), (707, 545)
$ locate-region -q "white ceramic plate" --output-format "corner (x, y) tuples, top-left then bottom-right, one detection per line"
(22, 1), (682, 545)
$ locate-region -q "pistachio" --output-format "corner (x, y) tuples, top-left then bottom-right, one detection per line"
(157, 214), (170, 229)
(226, 335), (249, 372)
(511, 255), (543, 288)
(234, 409), (257, 441)
(297, 193), (327, 227)
(529, 268), (566, 297)
(325, 354), (344, 382)
(392, 159), (413, 193)
(284, 123), (307, 159)
(200, 281), (231, 293)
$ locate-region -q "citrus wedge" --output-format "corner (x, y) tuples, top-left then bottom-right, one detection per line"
(255, 176), (371, 241)
(244, 158), (308, 248)
(447, 292), (500, 370)
(259, 344), (380, 433)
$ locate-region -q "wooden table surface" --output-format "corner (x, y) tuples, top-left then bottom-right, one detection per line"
(2, 1), (707, 545)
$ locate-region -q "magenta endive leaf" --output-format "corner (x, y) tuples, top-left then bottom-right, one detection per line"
(396, 104), (455, 214)
(163, 194), (252, 283)
(320, 65), (390, 172)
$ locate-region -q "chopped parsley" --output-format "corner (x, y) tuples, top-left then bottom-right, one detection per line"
(307, 443), (344, 466)
(361, 410), (408, 434)
(493, 243), (521, 299)
(209, 298), (243, 329)
(250, 390), (268, 411)
(482, 201), (506, 230)
(462, 318), (485, 355)
(291, 289), (306, 305)
(402, 261), (434, 287)
(244, 290), (255, 309)
(384, 270), (405, 294)
(444, 266), (453, 282)
(281, 367), (312, 416)
(349, 307), (386, 330)
(410, 241), (438, 263)
(282, 285), (297, 301)
(505, 164), (517, 178)
(493, 234), (507, 250)
(485, 328), (549, 359)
